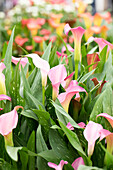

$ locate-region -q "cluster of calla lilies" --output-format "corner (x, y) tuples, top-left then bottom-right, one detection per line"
(1, 17), (113, 169)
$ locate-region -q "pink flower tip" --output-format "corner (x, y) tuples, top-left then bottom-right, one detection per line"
(66, 122), (74, 130)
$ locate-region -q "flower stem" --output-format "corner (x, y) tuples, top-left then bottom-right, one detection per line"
(42, 86), (45, 106)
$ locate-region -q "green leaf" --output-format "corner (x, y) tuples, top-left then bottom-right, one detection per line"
(2, 41), (7, 60)
(4, 27), (15, 92)
(6, 146), (22, 161)
(90, 84), (113, 122)
(26, 91), (45, 110)
(78, 69), (96, 83)
(36, 125), (49, 170)
(0, 159), (16, 170)
(36, 125), (48, 153)
(88, 46), (98, 54)
(21, 110), (38, 121)
(96, 45), (107, 73)
(28, 68), (38, 87)
(31, 70), (42, 102)
(33, 109), (50, 135)
(21, 66), (32, 95)
(49, 129), (76, 163)
(19, 150), (28, 170)
(49, 45), (59, 68)
(59, 121), (86, 157)
(52, 99), (80, 128)
(38, 150), (60, 163)
(78, 165), (103, 170)
(42, 42), (52, 62)
(27, 131), (35, 170)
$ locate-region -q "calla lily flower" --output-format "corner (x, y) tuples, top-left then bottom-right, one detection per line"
(0, 106), (23, 146)
(48, 64), (67, 100)
(84, 28), (94, 41)
(78, 122), (86, 129)
(0, 106), (23, 136)
(48, 160), (68, 170)
(66, 122), (74, 130)
(50, 13), (63, 24)
(56, 51), (68, 65)
(0, 94), (11, 101)
(56, 23), (65, 36)
(72, 157), (85, 170)
(0, 62), (6, 95)
(61, 71), (75, 89)
(27, 19), (41, 36)
(101, 25), (109, 39)
(61, 44), (74, 53)
(97, 113), (113, 128)
(40, 29), (51, 35)
(77, 0), (87, 14)
(91, 77), (107, 95)
(25, 45), (33, 51)
(12, 56), (28, 69)
(79, 13), (93, 29)
(64, 24), (85, 80)
(87, 53), (100, 71)
(94, 37), (113, 53)
(15, 35), (28, 46)
(94, 13), (103, 26)
(90, 26), (101, 34)
(83, 121), (103, 156)
(0, 94), (11, 110)
(58, 80), (86, 113)
(26, 54), (50, 87)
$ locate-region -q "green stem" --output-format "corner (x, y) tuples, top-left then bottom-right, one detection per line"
(42, 86), (45, 106)
(32, 36), (35, 52)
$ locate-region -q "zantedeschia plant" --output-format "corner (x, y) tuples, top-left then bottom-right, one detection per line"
(83, 121), (103, 156)
(58, 80), (86, 113)
(48, 160), (68, 170)
(72, 157), (85, 170)
(0, 106), (23, 146)
(12, 56), (28, 69)
(64, 24), (85, 80)
(48, 64), (67, 100)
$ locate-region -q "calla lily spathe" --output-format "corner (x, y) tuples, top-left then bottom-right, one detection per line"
(48, 64), (67, 100)
(0, 63), (6, 95)
(64, 24), (85, 80)
(58, 80), (86, 113)
(26, 54), (50, 87)
(83, 121), (103, 156)
(48, 160), (68, 170)
(12, 56), (28, 69)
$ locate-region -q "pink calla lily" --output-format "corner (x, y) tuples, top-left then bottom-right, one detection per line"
(58, 80), (86, 112)
(78, 122), (86, 129)
(26, 54), (50, 87)
(48, 64), (67, 100)
(61, 44), (74, 53)
(0, 106), (23, 136)
(48, 160), (68, 170)
(66, 122), (74, 130)
(61, 71), (75, 89)
(91, 77), (107, 95)
(0, 94), (11, 101)
(94, 37), (113, 53)
(12, 56), (28, 69)
(64, 24), (85, 80)
(87, 53), (100, 71)
(0, 62), (6, 95)
(83, 121), (103, 156)
(72, 157), (85, 170)
(97, 113), (113, 128)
